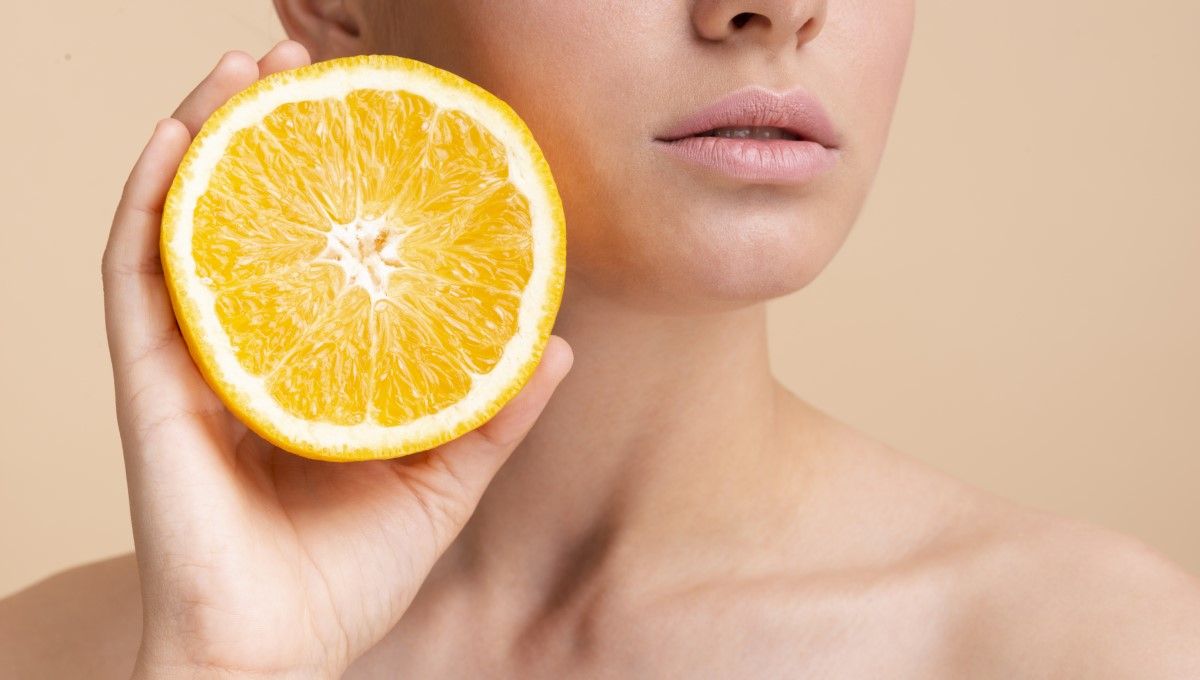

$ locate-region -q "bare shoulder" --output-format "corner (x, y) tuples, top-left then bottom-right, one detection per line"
(0, 552), (142, 679)
(858, 439), (1200, 678)
(786, 398), (1200, 678)
(954, 506), (1200, 679)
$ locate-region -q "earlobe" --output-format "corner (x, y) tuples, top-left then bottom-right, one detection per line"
(272, 0), (365, 61)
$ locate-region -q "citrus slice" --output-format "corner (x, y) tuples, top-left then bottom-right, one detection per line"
(160, 54), (566, 462)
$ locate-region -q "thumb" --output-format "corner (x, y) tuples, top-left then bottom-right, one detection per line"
(463, 334), (574, 454)
(392, 334), (573, 528)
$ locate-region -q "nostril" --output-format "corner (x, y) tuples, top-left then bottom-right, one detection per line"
(731, 12), (755, 29)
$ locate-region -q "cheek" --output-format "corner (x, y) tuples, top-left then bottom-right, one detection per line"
(400, 2), (639, 210)
(566, 178), (859, 306)
(825, 1), (916, 162)
(405, 1), (633, 112)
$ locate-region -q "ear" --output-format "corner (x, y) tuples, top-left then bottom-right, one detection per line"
(273, 0), (367, 61)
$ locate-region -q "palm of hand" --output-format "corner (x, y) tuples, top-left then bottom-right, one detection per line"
(128, 333), (496, 676)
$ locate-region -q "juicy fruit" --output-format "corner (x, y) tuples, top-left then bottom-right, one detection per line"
(160, 55), (566, 461)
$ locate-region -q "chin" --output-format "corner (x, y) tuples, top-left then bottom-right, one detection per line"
(675, 212), (846, 306)
(683, 250), (825, 307)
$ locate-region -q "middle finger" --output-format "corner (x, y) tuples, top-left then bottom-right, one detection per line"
(171, 49), (260, 136)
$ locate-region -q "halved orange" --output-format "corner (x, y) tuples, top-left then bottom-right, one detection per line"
(160, 55), (566, 462)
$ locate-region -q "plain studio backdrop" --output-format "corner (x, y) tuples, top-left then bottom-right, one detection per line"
(1, 1), (1197, 596)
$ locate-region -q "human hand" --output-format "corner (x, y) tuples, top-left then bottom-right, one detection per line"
(101, 40), (573, 679)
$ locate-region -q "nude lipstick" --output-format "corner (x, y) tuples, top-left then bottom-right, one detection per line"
(653, 86), (841, 185)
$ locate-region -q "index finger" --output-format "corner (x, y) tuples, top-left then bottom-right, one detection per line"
(101, 117), (192, 371)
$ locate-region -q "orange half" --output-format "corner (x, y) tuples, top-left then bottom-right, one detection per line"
(160, 55), (566, 461)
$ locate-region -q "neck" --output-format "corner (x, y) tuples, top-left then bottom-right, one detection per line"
(437, 275), (788, 616)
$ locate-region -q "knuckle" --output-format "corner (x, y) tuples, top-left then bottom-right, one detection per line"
(116, 183), (137, 215)
(424, 489), (470, 537)
(427, 451), (474, 500)
(100, 244), (117, 283)
(394, 462), (473, 537)
(126, 325), (181, 373)
(475, 416), (525, 451)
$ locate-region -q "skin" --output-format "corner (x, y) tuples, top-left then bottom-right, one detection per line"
(3, 1), (1200, 677)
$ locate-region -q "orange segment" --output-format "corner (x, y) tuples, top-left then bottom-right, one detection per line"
(266, 287), (374, 425)
(371, 299), (473, 426)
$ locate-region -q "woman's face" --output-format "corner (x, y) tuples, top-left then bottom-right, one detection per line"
(356, 0), (915, 313)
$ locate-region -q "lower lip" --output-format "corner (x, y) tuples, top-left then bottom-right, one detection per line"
(653, 136), (838, 184)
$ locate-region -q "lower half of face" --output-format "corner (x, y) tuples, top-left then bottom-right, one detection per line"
(369, 0), (915, 314)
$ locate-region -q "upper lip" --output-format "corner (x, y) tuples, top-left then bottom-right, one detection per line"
(655, 85), (842, 149)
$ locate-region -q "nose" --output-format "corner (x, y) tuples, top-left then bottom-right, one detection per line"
(691, 0), (827, 51)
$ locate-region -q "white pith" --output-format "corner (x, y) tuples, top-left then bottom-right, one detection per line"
(165, 63), (558, 454)
(315, 215), (405, 303)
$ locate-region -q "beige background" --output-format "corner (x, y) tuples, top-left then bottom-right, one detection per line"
(2, 1), (1196, 597)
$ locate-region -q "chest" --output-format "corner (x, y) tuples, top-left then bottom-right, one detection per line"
(343, 582), (965, 679)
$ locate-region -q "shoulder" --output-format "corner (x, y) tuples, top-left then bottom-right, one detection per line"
(953, 509), (1200, 679)
(781, 399), (1200, 678)
(0, 552), (142, 679)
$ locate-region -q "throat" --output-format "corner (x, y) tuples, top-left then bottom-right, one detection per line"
(432, 292), (786, 615)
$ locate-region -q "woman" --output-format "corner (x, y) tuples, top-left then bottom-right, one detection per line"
(3, 1), (1199, 677)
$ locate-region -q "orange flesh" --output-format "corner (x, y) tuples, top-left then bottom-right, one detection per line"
(191, 89), (533, 426)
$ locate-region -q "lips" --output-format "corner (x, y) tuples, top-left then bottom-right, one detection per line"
(653, 86), (842, 185)
(655, 86), (842, 149)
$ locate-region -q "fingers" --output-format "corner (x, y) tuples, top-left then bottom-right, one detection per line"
(104, 42), (312, 460)
(171, 50), (260, 136)
(471, 336), (575, 451)
(414, 336), (575, 498)
(107, 39), (309, 367)
(102, 118), (192, 371)
(257, 39), (311, 77)
(172, 40), (311, 137)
